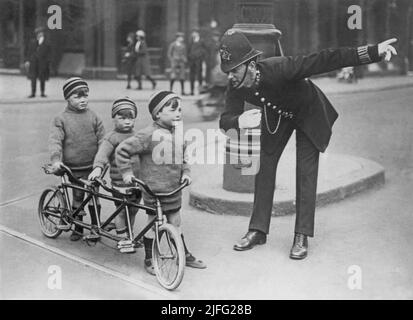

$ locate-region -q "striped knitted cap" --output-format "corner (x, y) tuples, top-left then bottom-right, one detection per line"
(112, 97), (137, 118)
(148, 91), (180, 120)
(63, 77), (89, 100)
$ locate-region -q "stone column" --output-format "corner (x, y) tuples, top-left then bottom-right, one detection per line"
(82, 0), (117, 79)
(166, 0), (180, 46)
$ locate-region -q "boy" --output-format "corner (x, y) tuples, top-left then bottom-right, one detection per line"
(89, 97), (140, 253)
(48, 77), (105, 241)
(116, 91), (206, 275)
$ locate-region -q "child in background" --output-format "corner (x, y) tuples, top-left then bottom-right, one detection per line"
(116, 91), (206, 274)
(48, 77), (105, 241)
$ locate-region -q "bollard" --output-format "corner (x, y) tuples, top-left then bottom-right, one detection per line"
(222, 1), (283, 193)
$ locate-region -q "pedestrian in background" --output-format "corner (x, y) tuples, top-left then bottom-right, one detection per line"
(122, 32), (137, 89)
(167, 32), (187, 95)
(25, 26), (51, 98)
(187, 29), (206, 95)
(202, 20), (221, 87)
(134, 30), (156, 90)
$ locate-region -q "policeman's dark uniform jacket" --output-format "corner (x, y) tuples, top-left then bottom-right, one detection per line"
(219, 30), (382, 238)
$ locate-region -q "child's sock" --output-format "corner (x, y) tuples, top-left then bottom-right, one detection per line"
(88, 204), (100, 228)
(181, 234), (189, 255)
(143, 236), (153, 260)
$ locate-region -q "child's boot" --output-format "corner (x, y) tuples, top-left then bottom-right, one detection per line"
(181, 234), (207, 269)
(143, 237), (156, 276)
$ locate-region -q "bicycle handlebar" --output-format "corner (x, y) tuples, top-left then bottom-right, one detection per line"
(43, 163), (108, 188)
(43, 164), (188, 198)
(131, 176), (188, 198)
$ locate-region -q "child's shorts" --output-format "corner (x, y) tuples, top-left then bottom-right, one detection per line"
(146, 207), (181, 216)
(111, 186), (142, 208)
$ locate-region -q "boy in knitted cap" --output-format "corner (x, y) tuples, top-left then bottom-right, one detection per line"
(116, 91), (206, 274)
(48, 77), (105, 241)
(89, 97), (141, 253)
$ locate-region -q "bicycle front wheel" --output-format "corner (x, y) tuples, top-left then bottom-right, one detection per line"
(152, 223), (185, 290)
(38, 187), (66, 238)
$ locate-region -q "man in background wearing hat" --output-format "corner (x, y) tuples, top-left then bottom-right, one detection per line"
(168, 32), (188, 95)
(25, 26), (51, 98)
(218, 30), (398, 259)
(187, 29), (206, 95)
(134, 30), (157, 90)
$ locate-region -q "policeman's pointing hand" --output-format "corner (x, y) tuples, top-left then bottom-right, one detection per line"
(238, 109), (262, 129)
(378, 38), (398, 62)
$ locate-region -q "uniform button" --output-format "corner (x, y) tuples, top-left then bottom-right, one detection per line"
(267, 102), (271, 107)
(278, 110), (282, 114)
(260, 97), (265, 102)
(272, 105), (276, 110)
(254, 91), (259, 96)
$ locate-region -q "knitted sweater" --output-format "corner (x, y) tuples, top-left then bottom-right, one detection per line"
(48, 105), (105, 171)
(116, 122), (190, 211)
(93, 129), (139, 187)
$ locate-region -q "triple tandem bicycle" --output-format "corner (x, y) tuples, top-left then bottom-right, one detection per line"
(38, 164), (188, 290)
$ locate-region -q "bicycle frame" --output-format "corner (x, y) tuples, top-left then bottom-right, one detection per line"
(52, 173), (168, 246)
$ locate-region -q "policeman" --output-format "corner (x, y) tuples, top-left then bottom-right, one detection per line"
(219, 30), (397, 259)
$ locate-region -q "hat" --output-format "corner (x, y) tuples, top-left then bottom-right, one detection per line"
(219, 29), (262, 73)
(148, 91), (180, 120)
(63, 77), (89, 99)
(136, 30), (145, 38)
(112, 97), (137, 118)
(34, 26), (45, 34)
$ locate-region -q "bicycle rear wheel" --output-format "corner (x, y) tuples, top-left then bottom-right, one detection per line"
(152, 223), (185, 290)
(38, 187), (67, 238)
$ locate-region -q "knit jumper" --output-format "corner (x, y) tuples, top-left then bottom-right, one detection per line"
(93, 129), (139, 187)
(48, 105), (105, 171)
(116, 122), (190, 212)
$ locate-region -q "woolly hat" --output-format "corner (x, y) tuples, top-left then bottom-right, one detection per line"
(63, 77), (89, 100)
(112, 97), (137, 118)
(148, 91), (180, 120)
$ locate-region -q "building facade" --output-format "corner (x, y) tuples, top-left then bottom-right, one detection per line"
(0, 0), (412, 78)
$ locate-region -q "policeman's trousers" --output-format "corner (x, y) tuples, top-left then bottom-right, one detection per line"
(249, 120), (320, 237)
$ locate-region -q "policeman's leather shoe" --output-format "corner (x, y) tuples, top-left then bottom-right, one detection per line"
(289, 233), (308, 260)
(233, 230), (266, 251)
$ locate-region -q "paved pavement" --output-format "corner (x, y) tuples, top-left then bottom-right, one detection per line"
(1, 73), (413, 103)
(1, 74), (413, 299)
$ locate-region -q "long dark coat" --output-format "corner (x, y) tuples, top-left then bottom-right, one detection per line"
(135, 39), (152, 77)
(27, 39), (51, 81)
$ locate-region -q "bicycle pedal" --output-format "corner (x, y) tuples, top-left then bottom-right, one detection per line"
(120, 246), (136, 254)
(77, 210), (87, 217)
(56, 224), (71, 231)
(84, 234), (100, 241)
(134, 240), (144, 248)
(117, 239), (133, 247)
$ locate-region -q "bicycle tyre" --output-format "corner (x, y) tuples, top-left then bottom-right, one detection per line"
(152, 223), (185, 290)
(38, 187), (66, 238)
